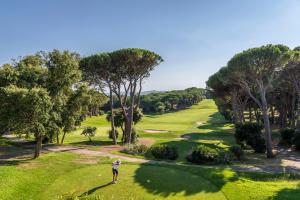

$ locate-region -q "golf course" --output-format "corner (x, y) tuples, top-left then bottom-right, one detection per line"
(1, 100), (300, 200)
(1, 2), (300, 199)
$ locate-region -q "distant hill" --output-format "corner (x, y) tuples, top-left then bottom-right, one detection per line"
(141, 90), (165, 95)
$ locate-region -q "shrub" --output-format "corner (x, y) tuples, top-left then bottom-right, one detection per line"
(293, 132), (300, 151)
(98, 110), (105, 115)
(150, 145), (178, 160)
(186, 145), (219, 164)
(131, 128), (139, 144)
(108, 129), (119, 139)
(251, 136), (266, 153)
(81, 126), (97, 142)
(279, 128), (295, 146)
(122, 144), (148, 155)
(235, 123), (263, 146)
(217, 151), (232, 164)
(234, 123), (266, 153)
(230, 145), (244, 160)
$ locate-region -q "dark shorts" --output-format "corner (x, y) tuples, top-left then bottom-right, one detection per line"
(112, 168), (118, 175)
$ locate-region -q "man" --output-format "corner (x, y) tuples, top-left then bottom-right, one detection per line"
(112, 159), (121, 183)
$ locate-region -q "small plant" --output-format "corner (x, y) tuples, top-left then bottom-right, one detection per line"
(81, 126), (97, 142)
(186, 145), (219, 164)
(150, 145), (178, 160)
(279, 128), (295, 146)
(108, 129), (119, 140)
(122, 144), (148, 155)
(230, 145), (244, 160)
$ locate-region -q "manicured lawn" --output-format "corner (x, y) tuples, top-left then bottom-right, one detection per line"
(1, 100), (300, 199)
(0, 152), (299, 200)
(65, 100), (235, 159)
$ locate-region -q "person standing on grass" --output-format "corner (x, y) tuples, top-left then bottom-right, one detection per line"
(112, 159), (121, 183)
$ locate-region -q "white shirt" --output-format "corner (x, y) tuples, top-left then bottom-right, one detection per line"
(112, 160), (121, 170)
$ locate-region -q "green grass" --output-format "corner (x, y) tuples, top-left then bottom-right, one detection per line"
(64, 100), (235, 160)
(0, 152), (299, 200)
(1, 100), (300, 199)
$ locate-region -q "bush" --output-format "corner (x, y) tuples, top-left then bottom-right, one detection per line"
(217, 151), (232, 164)
(150, 145), (178, 160)
(122, 144), (148, 155)
(186, 145), (219, 164)
(293, 132), (300, 151)
(279, 128), (295, 146)
(251, 136), (266, 153)
(108, 129), (119, 139)
(131, 128), (139, 144)
(98, 110), (105, 115)
(81, 126), (97, 142)
(230, 145), (244, 160)
(234, 123), (266, 153)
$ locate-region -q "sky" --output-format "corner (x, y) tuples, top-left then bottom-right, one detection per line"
(1, 0), (300, 91)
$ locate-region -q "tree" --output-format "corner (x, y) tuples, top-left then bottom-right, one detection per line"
(227, 44), (291, 158)
(283, 48), (300, 133)
(81, 127), (97, 142)
(0, 86), (52, 158)
(45, 50), (82, 144)
(110, 48), (163, 144)
(207, 67), (248, 124)
(106, 108), (143, 142)
(80, 53), (118, 145)
(60, 84), (90, 144)
(0, 64), (18, 87)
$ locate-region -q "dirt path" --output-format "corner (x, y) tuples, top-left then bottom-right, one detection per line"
(3, 135), (300, 173)
(43, 145), (300, 173)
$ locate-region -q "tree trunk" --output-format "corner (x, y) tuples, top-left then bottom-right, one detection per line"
(260, 89), (274, 158)
(249, 106), (252, 122)
(61, 132), (66, 144)
(270, 106), (275, 125)
(296, 93), (300, 133)
(291, 92), (296, 128)
(231, 91), (240, 124)
(254, 108), (260, 123)
(109, 89), (117, 145)
(34, 134), (43, 158)
(56, 131), (59, 144)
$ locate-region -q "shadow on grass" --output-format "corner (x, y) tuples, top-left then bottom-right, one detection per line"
(133, 163), (238, 197)
(0, 157), (34, 166)
(79, 182), (113, 196)
(69, 140), (118, 146)
(273, 183), (300, 200)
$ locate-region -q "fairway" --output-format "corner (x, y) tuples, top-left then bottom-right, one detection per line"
(1, 152), (300, 200)
(1, 100), (300, 200)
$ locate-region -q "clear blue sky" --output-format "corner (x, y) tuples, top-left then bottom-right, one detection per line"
(1, 0), (300, 91)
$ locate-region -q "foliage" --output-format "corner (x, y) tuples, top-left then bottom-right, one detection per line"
(108, 129), (119, 139)
(0, 86), (52, 157)
(279, 128), (295, 146)
(150, 145), (178, 160)
(139, 87), (205, 114)
(81, 126), (97, 142)
(186, 145), (219, 164)
(293, 132), (300, 151)
(229, 145), (244, 160)
(234, 123), (266, 153)
(122, 144), (148, 155)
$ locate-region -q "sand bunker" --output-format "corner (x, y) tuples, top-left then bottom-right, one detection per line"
(138, 138), (155, 146)
(144, 129), (169, 133)
(196, 121), (204, 126)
